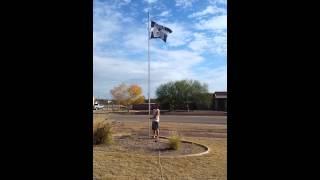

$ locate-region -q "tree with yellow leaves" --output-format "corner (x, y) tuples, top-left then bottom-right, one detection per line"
(128, 84), (145, 105)
(110, 83), (145, 111)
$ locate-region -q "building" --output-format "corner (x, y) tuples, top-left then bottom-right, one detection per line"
(132, 103), (159, 110)
(212, 91), (227, 112)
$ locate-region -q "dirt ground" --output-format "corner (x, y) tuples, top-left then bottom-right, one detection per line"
(93, 112), (227, 180)
(94, 134), (207, 156)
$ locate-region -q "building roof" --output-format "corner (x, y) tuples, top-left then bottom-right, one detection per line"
(214, 91), (227, 99)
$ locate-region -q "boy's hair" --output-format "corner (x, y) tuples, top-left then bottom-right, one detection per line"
(152, 104), (160, 110)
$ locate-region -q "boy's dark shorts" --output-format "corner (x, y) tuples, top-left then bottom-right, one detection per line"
(152, 121), (159, 130)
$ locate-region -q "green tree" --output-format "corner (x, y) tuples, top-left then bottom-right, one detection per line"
(156, 80), (212, 111)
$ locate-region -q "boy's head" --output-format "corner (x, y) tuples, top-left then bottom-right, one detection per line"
(153, 104), (159, 109)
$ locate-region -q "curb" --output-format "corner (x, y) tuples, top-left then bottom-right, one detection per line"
(157, 136), (210, 158)
(94, 135), (211, 158)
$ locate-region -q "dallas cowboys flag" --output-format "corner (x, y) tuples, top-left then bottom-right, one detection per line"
(150, 21), (172, 43)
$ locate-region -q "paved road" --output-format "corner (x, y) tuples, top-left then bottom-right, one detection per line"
(107, 114), (227, 125)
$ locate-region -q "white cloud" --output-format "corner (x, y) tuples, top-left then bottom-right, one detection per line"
(164, 23), (193, 47)
(175, 0), (197, 8)
(117, 0), (131, 7)
(143, 8), (149, 13)
(189, 5), (226, 18)
(188, 31), (227, 56)
(93, 3), (123, 54)
(93, 55), (147, 98)
(209, 0), (227, 6)
(94, 43), (226, 98)
(152, 48), (203, 62)
(195, 65), (227, 92)
(195, 15), (227, 30)
(93, 15), (206, 98)
(93, 1), (141, 55)
(93, 47), (205, 98)
(93, 19), (121, 52)
(124, 28), (148, 52)
(150, 49), (203, 89)
(159, 10), (170, 17)
(212, 32), (227, 55)
(188, 33), (209, 53)
(143, 0), (166, 13)
(144, 0), (158, 3)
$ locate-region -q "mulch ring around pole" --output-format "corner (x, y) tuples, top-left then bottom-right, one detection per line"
(94, 134), (209, 157)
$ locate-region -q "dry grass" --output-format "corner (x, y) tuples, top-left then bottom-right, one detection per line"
(168, 131), (181, 150)
(93, 113), (227, 180)
(93, 116), (113, 145)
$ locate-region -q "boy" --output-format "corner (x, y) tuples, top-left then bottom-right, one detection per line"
(151, 105), (160, 142)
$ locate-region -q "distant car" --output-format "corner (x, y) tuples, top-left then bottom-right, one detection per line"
(94, 103), (104, 110)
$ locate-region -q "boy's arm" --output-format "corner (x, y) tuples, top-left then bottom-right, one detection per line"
(150, 111), (157, 119)
(149, 111), (155, 119)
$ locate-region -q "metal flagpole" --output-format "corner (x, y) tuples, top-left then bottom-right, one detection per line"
(148, 11), (151, 138)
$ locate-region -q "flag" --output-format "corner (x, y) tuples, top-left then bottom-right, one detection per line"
(150, 21), (172, 43)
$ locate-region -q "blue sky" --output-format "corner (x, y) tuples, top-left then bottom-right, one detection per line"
(94, 0), (227, 99)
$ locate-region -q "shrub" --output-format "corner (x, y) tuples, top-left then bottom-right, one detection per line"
(168, 131), (181, 150)
(93, 119), (113, 145)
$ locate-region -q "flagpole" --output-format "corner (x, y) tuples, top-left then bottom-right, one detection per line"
(148, 11), (151, 138)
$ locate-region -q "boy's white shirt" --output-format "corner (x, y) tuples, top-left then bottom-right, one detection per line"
(152, 109), (160, 122)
